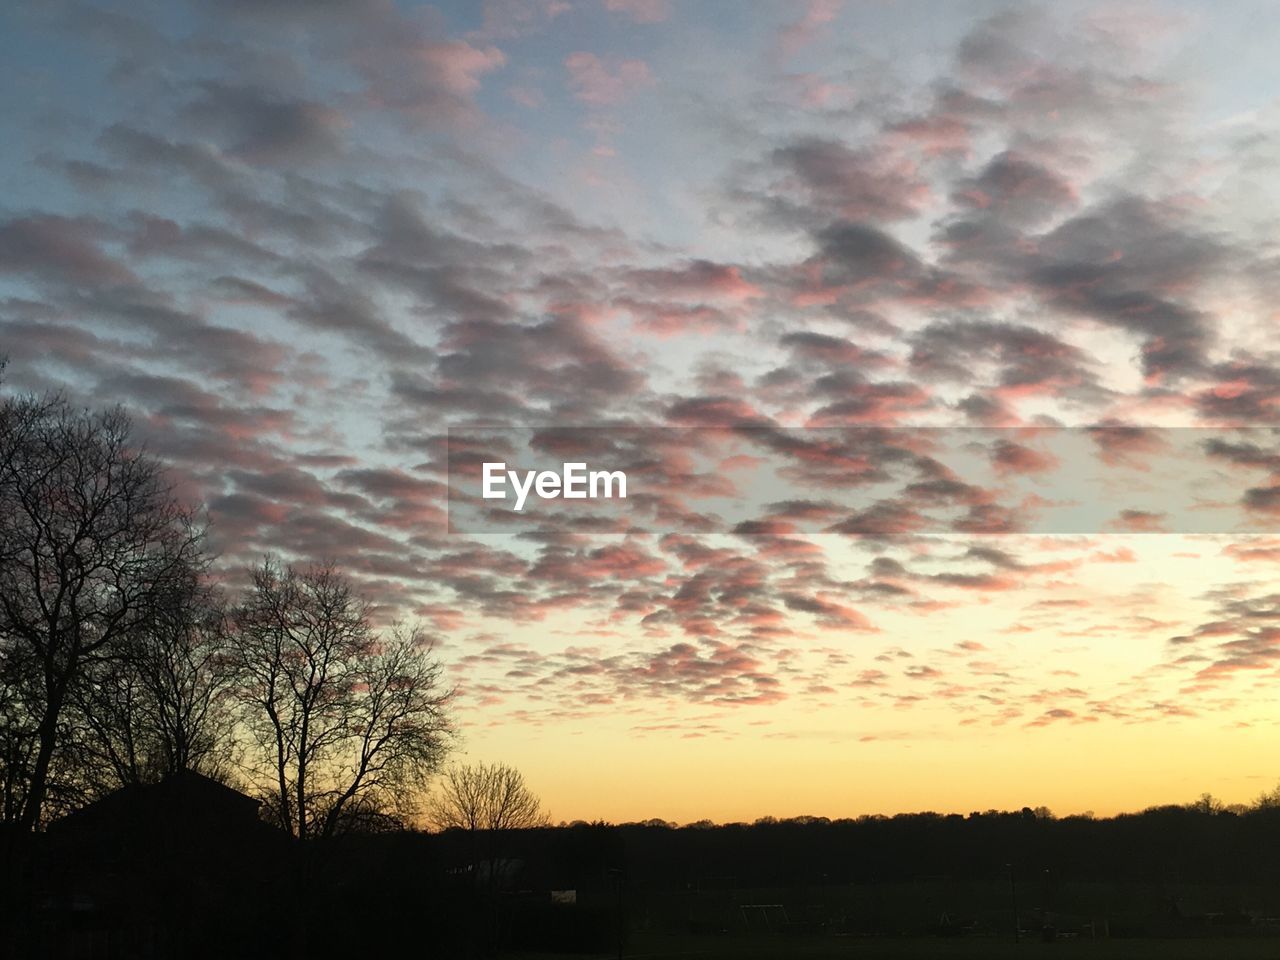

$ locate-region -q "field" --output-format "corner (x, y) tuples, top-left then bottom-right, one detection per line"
(502, 876), (1280, 960)
(511, 932), (1280, 960)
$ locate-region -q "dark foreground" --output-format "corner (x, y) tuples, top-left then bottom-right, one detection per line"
(509, 934), (1280, 960)
(13, 779), (1280, 958)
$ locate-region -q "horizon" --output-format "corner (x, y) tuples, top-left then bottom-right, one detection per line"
(6, 0), (1280, 830)
(498, 788), (1280, 828)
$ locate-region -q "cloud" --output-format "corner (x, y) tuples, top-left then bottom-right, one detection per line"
(990, 439), (1059, 476)
(603, 0), (669, 24)
(564, 52), (653, 105)
(951, 151), (1077, 225)
(0, 216), (136, 287)
(1028, 198), (1222, 380)
(624, 260), (762, 302)
(181, 82), (347, 165)
(473, 0), (571, 39)
(1195, 356), (1280, 423)
(11, 0), (1280, 754)
(910, 320), (1099, 402)
(769, 138), (930, 224)
(775, 0), (842, 62)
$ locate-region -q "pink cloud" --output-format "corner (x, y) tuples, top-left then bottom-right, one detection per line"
(507, 84), (545, 108)
(991, 439), (1059, 476)
(1223, 539), (1280, 564)
(565, 52), (654, 105)
(415, 40), (507, 98)
(584, 542), (668, 579)
(619, 301), (739, 337)
(624, 260), (762, 302)
(474, 0), (570, 40)
(0, 215), (137, 287)
(776, 0), (842, 61)
(1110, 509), (1167, 533)
(1090, 547), (1137, 564)
(355, 38), (506, 123)
(604, 0), (669, 23)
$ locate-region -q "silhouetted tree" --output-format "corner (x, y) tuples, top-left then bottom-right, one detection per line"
(429, 761), (549, 834)
(1253, 782), (1280, 809)
(429, 760), (548, 900)
(229, 559), (453, 839)
(67, 565), (236, 790)
(0, 391), (203, 830)
(0, 641), (41, 823)
(1189, 792), (1224, 815)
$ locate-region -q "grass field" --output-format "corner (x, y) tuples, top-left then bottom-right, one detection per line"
(508, 933), (1280, 960)
(499, 876), (1280, 959)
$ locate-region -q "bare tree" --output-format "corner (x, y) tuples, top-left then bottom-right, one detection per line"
(228, 559), (453, 839)
(429, 761), (549, 892)
(0, 643), (41, 823)
(67, 566), (236, 789)
(1254, 783), (1280, 810)
(429, 761), (549, 833)
(0, 392), (203, 830)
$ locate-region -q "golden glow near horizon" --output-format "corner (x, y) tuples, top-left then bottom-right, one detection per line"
(443, 534), (1280, 824)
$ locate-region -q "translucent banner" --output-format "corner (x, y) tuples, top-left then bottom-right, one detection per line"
(444, 426), (1280, 535)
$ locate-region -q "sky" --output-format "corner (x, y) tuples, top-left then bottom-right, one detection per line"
(4, 0), (1280, 825)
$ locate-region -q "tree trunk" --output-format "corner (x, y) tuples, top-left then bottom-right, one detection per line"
(17, 680), (65, 833)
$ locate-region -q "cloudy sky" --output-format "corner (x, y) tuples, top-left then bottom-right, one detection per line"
(5, 0), (1280, 823)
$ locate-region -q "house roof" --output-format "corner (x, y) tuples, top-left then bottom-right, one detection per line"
(50, 769), (267, 839)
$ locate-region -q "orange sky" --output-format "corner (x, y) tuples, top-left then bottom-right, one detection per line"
(449, 534), (1280, 824)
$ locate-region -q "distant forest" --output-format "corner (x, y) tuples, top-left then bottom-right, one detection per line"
(312, 801), (1280, 952)
(509, 794), (1280, 887)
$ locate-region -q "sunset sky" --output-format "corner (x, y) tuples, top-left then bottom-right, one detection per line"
(5, 0), (1280, 825)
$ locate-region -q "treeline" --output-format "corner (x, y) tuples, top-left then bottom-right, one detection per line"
(0, 384), (453, 838)
(443, 799), (1280, 891)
